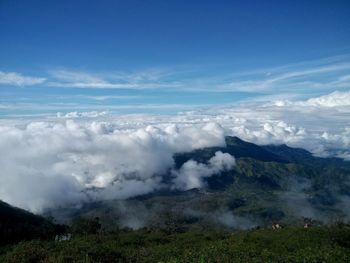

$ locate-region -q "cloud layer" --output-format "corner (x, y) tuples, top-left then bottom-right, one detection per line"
(0, 121), (225, 212)
(273, 90), (350, 107)
(0, 90), (349, 212)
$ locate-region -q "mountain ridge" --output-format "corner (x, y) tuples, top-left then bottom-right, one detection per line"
(43, 136), (350, 230)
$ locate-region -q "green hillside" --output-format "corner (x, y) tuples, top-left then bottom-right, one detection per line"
(0, 200), (65, 246)
(1, 136), (350, 262)
(1, 225), (349, 263)
(45, 136), (350, 229)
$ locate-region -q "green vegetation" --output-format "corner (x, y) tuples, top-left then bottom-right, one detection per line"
(1, 136), (350, 262)
(1, 225), (349, 263)
(43, 136), (350, 234)
(0, 201), (66, 247)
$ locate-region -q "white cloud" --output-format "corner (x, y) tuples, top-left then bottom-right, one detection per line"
(193, 92), (350, 158)
(193, 57), (350, 93)
(81, 95), (140, 101)
(273, 91), (350, 107)
(48, 70), (180, 89)
(303, 90), (350, 107)
(0, 90), (349, 212)
(2, 55), (349, 94)
(48, 70), (129, 88)
(0, 71), (46, 86)
(0, 120), (225, 212)
(172, 151), (235, 190)
(56, 111), (109, 118)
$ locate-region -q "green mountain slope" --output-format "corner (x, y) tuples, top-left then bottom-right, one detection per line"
(1, 226), (350, 263)
(45, 136), (350, 230)
(0, 200), (65, 246)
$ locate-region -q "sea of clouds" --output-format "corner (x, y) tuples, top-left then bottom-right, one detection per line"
(0, 91), (349, 212)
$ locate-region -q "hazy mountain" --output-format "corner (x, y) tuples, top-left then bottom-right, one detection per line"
(174, 136), (287, 167)
(44, 136), (350, 230)
(2, 135), (350, 252)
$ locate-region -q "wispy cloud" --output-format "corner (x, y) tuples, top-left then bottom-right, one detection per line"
(47, 58), (350, 93)
(0, 71), (46, 86)
(0, 102), (207, 114)
(2, 55), (350, 97)
(80, 95), (141, 101)
(47, 69), (181, 89)
(213, 62), (350, 93)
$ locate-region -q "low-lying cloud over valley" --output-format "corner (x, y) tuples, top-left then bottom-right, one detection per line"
(0, 91), (349, 212)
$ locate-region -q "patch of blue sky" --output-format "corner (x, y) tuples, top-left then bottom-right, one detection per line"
(0, 1), (349, 117)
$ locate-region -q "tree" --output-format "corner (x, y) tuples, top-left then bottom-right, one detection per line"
(71, 217), (101, 235)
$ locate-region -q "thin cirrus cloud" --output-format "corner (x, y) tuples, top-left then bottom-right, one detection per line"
(0, 71), (46, 86)
(46, 69), (181, 89)
(213, 62), (350, 93)
(0, 55), (349, 98)
(48, 70), (139, 89)
(1, 54), (350, 94)
(46, 59), (350, 93)
(0, 55), (350, 105)
(80, 95), (141, 101)
(0, 102), (206, 114)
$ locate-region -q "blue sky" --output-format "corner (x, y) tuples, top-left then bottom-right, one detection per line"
(1, 0), (350, 117)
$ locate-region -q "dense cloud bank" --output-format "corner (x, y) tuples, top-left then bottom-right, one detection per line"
(0, 121), (225, 212)
(0, 91), (349, 212)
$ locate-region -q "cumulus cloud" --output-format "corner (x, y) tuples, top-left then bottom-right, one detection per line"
(0, 71), (46, 86)
(302, 90), (350, 107)
(0, 90), (349, 212)
(172, 151), (235, 190)
(273, 90), (350, 108)
(0, 120), (225, 212)
(191, 90), (350, 159)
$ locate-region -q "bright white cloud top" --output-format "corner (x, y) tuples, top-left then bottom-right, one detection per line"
(0, 90), (349, 212)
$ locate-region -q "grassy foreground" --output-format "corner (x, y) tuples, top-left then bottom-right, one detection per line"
(1, 225), (350, 263)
